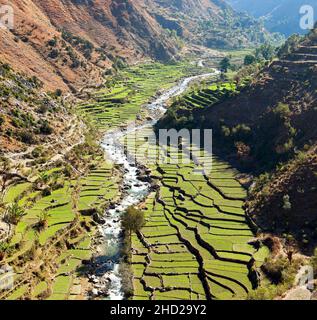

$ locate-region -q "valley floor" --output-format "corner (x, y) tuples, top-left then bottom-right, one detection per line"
(1, 60), (270, 300)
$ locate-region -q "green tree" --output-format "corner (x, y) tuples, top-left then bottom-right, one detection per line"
(220, 57), (231, 73)
(122, 207), (145, 240)
(255, 44), (276, 61)
(244, 54), (256, 66)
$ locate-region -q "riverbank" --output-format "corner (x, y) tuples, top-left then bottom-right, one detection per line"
(83, 66), (220, 300)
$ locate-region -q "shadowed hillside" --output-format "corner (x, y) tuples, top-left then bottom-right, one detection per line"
(227, 0), (317, 36)
(157, 27), (317, 251)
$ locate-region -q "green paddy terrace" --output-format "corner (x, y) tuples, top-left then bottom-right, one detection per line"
(1, 62), (266, 301)
(0, 61), (206, 301)
(131, 138), (268, 300)
(0, 160), (120, 300)
(157, 79), (253, 132)
(77, 62), (205, 131)
(121, 85), (269, 300)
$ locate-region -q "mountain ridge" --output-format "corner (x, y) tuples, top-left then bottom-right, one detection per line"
(0, 0), (272, 93)
(227, 0), (317, 36)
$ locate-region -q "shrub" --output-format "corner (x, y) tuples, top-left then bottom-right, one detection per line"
(31, 146), (44, 158)
(37, 103), (48, 114)
(247, 285), (276, 300)
(274, 103), (291, 118)
(19, 130), (35, 144)
(220, 57), (231, 73)
(0, 114), (5, 127)
(221, 125), (231, 137)
(48, 49), (59, 59)
(37, 172), (50, 185)
(0, 242), (10, 261)
(255, 43), (276, 61)
(261, 256), (288, 284)
(54, 89), (62, 97)
(113, 58), (127, 70)
(278, 34), (301, 58)
(47, 37), (57, 47)
(244, 54), (256, 65)
(231, 124), (252, 141)
(0, 63), (11, 77)
(39, 120), (53, 135)
(253, 173), (271, 193)
(71, 59), (80, 69)
(63, 164), (73, 177)
(36, 210), (50, 231)
(282, 194), (292, 210)
(5, 202), (25, 225)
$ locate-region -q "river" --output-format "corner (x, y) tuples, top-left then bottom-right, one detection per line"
(94, 69), (220, 300)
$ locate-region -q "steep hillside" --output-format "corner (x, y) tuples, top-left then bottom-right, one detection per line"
(227, 0), (317, 36)
(0, 0), (179, 93)
(0, 0), (274, 93)
(147, 0), (276, 48)
(157, 28), (317, 250)
(159, 29), (317, 170)
(0, 61), (81, 155)
(0, 0), (103, 93)
(210, 32), (317, 169)
(248, 146), (317, 253)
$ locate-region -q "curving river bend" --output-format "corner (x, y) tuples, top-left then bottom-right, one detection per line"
(95, 70), (220, 300)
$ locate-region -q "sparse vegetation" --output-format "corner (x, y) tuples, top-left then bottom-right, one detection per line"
(4, 202), (25, 225)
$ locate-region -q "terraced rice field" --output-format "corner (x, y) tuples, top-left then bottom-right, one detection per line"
(78, 62), (204, 130)
(180, 82), (237, 110)
(125, 126), (268, 300)
(1, 62), (266, 300)
(0, 162), (120, 300)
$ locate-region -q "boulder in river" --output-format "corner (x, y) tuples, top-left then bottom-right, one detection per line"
(93, 213), (106, 225)
(138, 175), (151, 183)
(91, 288), (99, 296)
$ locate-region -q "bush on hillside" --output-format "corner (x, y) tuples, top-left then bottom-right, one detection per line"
(19, 130), (36, 144)
(48, 49), (59, 59)
(4, 202), (25, 225)
(39, 120), (53, 135)
(244, 54), (256, 65)
(0, 115), (5, 127)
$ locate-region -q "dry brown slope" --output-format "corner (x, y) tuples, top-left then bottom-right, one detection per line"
(0, 0), (179, 92)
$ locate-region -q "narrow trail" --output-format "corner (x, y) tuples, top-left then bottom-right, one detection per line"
(94, 70), (220, 300)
